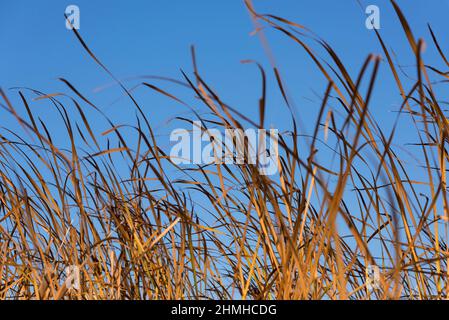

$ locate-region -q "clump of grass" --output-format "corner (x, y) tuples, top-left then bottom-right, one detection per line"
(1, 0), (449, 299)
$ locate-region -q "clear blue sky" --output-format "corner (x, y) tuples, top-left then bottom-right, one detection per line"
(2, 0), (449, 184)
(3, 0), (449, 139)
(2, 0), (449, 269)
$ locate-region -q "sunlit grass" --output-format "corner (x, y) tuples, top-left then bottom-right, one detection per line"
(1, 0), (449, 299)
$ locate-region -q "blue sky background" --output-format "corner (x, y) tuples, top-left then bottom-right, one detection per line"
(3, 0), (449, 141)
(0, 0), (449, 139)
(2, 0), (449, 190)
(2, 0), (449, 216)
(2, 0), (449, 278)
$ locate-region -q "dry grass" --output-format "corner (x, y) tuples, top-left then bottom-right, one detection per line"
(1, 0), (449, 299)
